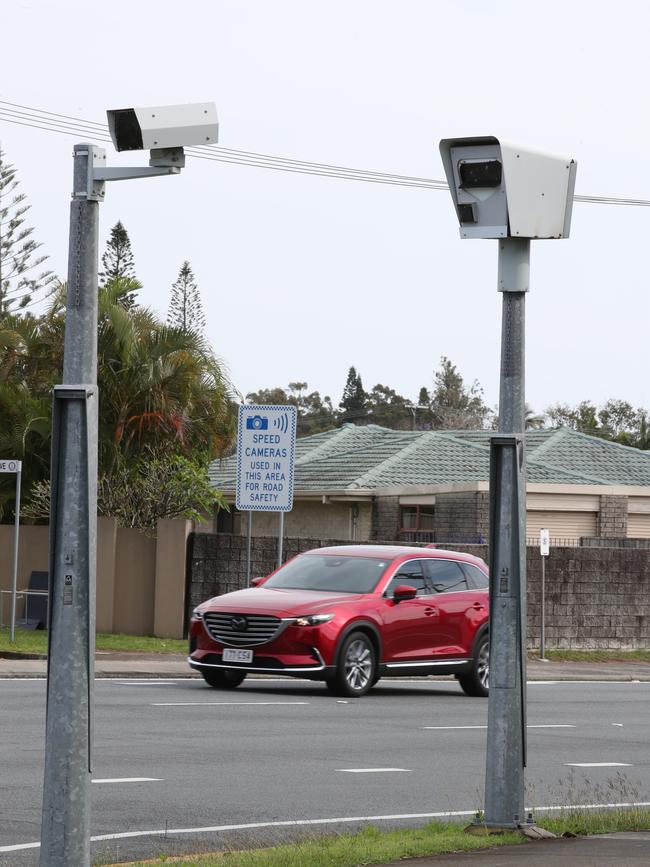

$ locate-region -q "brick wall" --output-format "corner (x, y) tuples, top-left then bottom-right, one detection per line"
(371, 496), (400, 541)
(597, 495), (628, 539)
(188, 534), (650, 649)
(434, 491), (489, 543)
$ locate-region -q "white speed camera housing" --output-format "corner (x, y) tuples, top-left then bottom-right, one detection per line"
(439, 137), (576, 240)
(107, 103), (218, 152)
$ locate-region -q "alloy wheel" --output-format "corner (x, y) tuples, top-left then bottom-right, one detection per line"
(344, 638), (373, 691)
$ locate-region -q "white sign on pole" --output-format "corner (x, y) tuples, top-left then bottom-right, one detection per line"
(0, 459), (21, 473)
(236, 405), (297, 512)
(540, 528), (550, 557)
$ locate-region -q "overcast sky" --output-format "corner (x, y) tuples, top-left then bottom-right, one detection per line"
(2, 0), (649, 417)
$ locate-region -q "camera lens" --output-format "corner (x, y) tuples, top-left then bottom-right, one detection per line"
(458, 159), (502, 189)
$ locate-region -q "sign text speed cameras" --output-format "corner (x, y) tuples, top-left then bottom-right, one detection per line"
(439, 136), (577, 240)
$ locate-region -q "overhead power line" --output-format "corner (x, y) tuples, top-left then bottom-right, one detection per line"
(0, 100), (649, 206)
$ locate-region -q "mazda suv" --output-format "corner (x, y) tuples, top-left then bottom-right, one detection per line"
(188, 545), (489, 697)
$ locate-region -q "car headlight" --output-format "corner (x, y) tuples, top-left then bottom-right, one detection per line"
(192, 607), (204, 620)
(292, 613), (335, 627)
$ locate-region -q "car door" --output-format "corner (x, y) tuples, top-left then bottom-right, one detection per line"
(380, 559), (442, 662)
(422, 559), (484, 658)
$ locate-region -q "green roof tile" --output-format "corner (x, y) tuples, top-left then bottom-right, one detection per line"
(208, 424), (650, 493)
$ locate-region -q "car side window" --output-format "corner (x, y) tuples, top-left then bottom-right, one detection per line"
(462, 563), (489, 590)
(423, 560), (468, 593)
(384, 560), (428, 596)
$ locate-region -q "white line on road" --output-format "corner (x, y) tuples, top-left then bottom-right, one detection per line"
(422, 724), (576, 730)
(5, 801), (650, 854)
(113, 681), (179, 686)
(337, 768), (411, 773)
(151, 701), (310, 707)
(92, 778), (162, 784)
(565, 762), (632, 768)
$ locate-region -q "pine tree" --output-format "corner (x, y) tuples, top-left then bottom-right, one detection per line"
(339, 366), (367, 424)
(0, 147), (56, 316)
(167, 261), (206, 333)
(99, 222), (137, 307)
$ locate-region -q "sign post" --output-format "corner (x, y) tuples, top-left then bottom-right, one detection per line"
(0, 459), (22, 642)
(539, 528), (550, 660)
(236, 405), (297, 583)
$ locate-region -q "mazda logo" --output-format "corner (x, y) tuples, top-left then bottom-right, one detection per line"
(231, 616), (248, 632)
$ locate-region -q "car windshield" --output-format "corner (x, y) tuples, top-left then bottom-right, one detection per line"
(264, 554), (392, 594)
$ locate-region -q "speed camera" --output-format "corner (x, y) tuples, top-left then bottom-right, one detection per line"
(439, 136), (577, 240)
(107, 103), (218, 152)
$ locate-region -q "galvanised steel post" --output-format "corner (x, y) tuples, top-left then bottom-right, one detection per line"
(484, 237), (530, 828)
(40, 143), (100, 867)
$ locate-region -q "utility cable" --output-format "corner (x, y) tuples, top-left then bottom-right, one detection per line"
(0, 100), (649, 205)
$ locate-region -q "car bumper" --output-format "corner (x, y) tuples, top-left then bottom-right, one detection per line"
(188, 647), (332, 678)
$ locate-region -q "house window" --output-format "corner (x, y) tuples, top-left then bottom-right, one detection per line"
(398, 505), (435, 543)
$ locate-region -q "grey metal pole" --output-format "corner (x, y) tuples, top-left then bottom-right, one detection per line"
(540, 555), (546, 660)
(40, 144), (100, 867)
(246, 511), (253, 587)
(9, 467), (21, 642)
(277, 511), (284, 570)
(484, 237), (530, 829)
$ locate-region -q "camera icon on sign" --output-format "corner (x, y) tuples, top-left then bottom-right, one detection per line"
(246, 415), (268, 431)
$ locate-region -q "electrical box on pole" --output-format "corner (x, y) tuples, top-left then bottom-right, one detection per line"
(439, 135), (576, 831)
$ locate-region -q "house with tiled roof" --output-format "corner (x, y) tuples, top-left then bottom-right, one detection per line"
(208, 424), (650, 545)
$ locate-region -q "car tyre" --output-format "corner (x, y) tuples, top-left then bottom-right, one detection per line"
(457, 632), (489, 698)
(201, 668), (247, 689)
(328, 631), (376, 697)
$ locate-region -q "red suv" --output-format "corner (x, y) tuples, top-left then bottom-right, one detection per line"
(189, 545), (489, 698)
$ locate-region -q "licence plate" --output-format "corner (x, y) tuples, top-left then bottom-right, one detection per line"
(222, 648), (253, 664)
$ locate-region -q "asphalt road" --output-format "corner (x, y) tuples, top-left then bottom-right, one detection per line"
(2, 676), (650, 865)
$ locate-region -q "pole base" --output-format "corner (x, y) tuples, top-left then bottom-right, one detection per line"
(466, 812), (540, 835)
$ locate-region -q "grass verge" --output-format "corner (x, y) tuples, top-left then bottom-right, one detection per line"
(0, 627), (186, 655)
(99, 822), (522, 866)
(102, 808), (650, 867)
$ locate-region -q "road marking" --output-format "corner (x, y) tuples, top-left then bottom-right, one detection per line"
(423, 724), (575, 731)
(612, 723), (624, 727)
(113, 681), (178, 686)
(565, 762), (632, 768)
(337, 768), (411, 773)
(92, 777), (162, 784)
(151, 701), (310, 707)
(5, 801), (650, 854)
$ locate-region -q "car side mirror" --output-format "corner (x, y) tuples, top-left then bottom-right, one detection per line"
(393, 584), (417, 602)
(251, 576), (266, 587)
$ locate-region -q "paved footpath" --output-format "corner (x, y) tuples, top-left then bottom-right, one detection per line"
(3, 652), (650, 866)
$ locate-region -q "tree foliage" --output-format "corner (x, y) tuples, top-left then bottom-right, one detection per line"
(544, 399), (649, 448)
(23, 449), (227, 535)
(428, 356), (492, 430)
(167, 260), (206, 333)
(339, 366), (367, 424)
(99, 222), (138, 307)
(0, 284), (237, 524)
(0, 147), (56, 315)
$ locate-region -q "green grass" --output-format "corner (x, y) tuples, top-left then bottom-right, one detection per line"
(537, 649), (650, 662)
(98, 822), (523, 866)
(0, 627), (186, 655)
(99, 808), (650, 866)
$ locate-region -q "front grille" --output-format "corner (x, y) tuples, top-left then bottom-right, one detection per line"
(203, 612), (284, 647)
